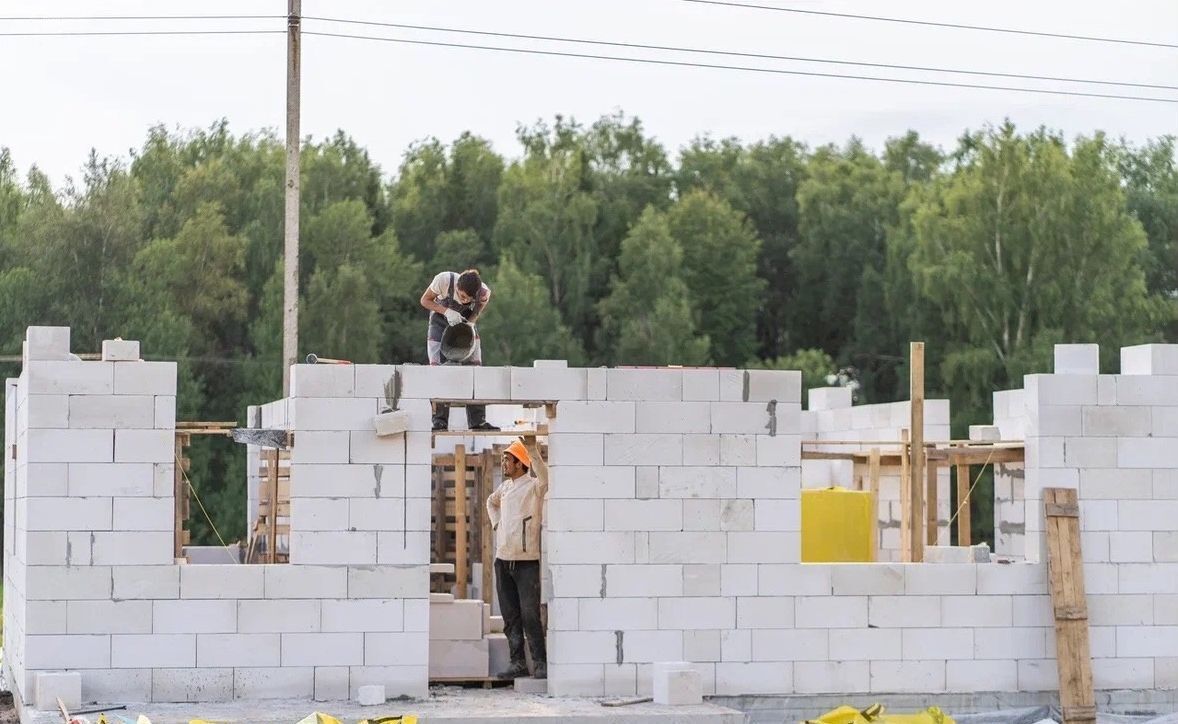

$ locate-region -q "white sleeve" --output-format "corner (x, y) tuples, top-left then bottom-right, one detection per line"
(428, 272), (452, 299)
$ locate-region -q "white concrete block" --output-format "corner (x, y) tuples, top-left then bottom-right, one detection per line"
(348, 665), (428, 700)
(605, 499), (682, 531)
(758, 564), (831, 596)
(26, 326), (71, 359)
(868, 595), (940, 628)
(728, 532), (799, 563)
(24, 394), (70, 428)
(151, 599), (237, 634)
(150, 668), (233, 702)
(192, 633), (280, 667)
(635, 466), (659, 499)
(1119, 438), (1178, 469)
(550, 402), (635, 434)
(977, 562), (1046, 594)
(376, 530), (431, 565)
(584, 367), (608, 400)
(112, 497), (174, 531)
(682, 435), (720, 465)
(232, 667), (315, 700)
(547, 433), (604, 466)
(808, 387), (852, 411)
(682, 499), (720, 530)
(683, 369), (719, 401)
(1012, 595), (1053, 626)
(736, 596), (794, 628)
(1053, 344), (1099, 375)
(291, 497), (350, 531)
(648, 532), (725, 564)
(605, 433), (682, 465)
(281, 632), (364, 666)
(291, 363), (356, 397)
(25, 634), (110, 669)
(290, 397), (379, 431)
(113, 361), (176, 395)
(111, 633), (196, 668)
(1121, 343), (1178, 375)
(795, 596), (867, 628)
(1109, 531), (1154, 562)
(237, 599), (321, 633)
(721, 499), (754, 531)
(718, 434), (756, 466)
(1157, 532), (1178, 562)
(346, 565), (428, 599)
(1088, 594), (1153, 626)
(290, 531), (377, 565)
(350, 429), (428, 464)
(1080, 468), (1152, 500)
(35, 671), (81, 710)
(870, 660), (945, 693)
(1117, 625), (1178, 657)
(352, 363), (399, 399)
(323, 599), (404, 632)
(741, 370), (801, 403)
(658, 466), (736, 498)
(714, 662), (791, 695)
(25, 497), (112, 531)
(1026, 373), (1098, 406)
(264, 564), (347, 599)
(548, 499), (604, 531)
(366, 631), (430, 666)
(67, 462), (153, 497)
(683, 630), (721, 662)
(358, 683), (386, 706)
(551, 565), (604, 598)
(941, 595), (1013, 627)
(429, 599), (484, 640)
(827, 624), (906, 663)
(683, 564), (721, 596)
(113, 565), (178, 599)
(313, 666), (350, 701)
(1119, 563), (1178, 593)
(548, 631), (616, 665)
(1083, 407), (1151, 437)
(180, 563), (264, 599)
(658, 597), (734, 629)
(652, 662), (702, 705)
(27, 428), (113, 463)
(1114, 375), (1178, 405)
(973, 627), (1047, 660)
(512, 367), (587, 400)
(80, 669), (153, 704)
(579, 598), (658, 630)
(114, 429), (172, 462)
(607, 369), (682, 401)
(753, 499), (798, 532)
(710, 402), (771, 435)
(831, 564), (903, 595)
(756, 434), (801, 466)
(26, 361), (114, 394)
(547, 466), (635, 499)
(794, 661), (869, 694)
(471, 366), (510, 399)
(92, 531), (173, 565)
(19, 462), (67, 497)
(947, 660), (1018, 693)
(635, 402), (711, 434)
(102, 339), (140, 361)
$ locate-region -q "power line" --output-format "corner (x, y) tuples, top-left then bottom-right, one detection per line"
(0, 15), (283, 21)
(303, 30), (1178, 104)
(0, 30), (283, 37)
(305, 15), (1178, 92)
(680, 0), (1178, 50)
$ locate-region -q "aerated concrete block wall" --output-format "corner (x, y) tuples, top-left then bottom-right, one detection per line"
(991, 388), (1027, 559)
(800, 391), (952, 561)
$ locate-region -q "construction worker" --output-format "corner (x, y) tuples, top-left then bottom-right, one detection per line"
(486, 436), (548, 680)
(419, 268), (499, 432)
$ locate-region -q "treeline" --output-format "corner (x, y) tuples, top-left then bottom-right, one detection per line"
(0, 113), (1174, 545)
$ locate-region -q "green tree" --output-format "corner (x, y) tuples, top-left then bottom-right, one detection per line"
(431, 228), (488, 272)
(666, 190), (764, 366)
(477, 257), (584, 365)
(301, 264), (382, 363)
(752, 348), (836, 397)
(597, 208), (710, 365)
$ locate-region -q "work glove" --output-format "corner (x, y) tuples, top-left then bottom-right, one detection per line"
(444, 309), (464, 326)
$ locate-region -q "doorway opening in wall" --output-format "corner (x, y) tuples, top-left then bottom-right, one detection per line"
(175, 421), (279, 565)
(427, 399), (551, 684)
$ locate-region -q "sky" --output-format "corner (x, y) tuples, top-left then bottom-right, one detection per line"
(1, 0), (1176, 186)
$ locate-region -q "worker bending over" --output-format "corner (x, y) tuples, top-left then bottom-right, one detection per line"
(486, 436), (548, 680)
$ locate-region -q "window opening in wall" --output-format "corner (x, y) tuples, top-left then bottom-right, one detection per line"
(427, 399), (551, 684)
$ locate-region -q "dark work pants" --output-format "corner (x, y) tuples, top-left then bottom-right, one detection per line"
(495, 558), (546, 668)
(431, 401), (487, 428)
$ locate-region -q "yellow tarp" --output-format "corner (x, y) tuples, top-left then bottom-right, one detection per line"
(801, 487), (877, 562)
(805, 704), (955, 724)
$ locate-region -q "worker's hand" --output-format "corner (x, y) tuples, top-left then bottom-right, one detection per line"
(444, 309), (464, 326)
(520, 433), (539, 457)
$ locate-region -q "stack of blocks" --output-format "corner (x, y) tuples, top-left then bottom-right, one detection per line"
(801, 390), (953, 560)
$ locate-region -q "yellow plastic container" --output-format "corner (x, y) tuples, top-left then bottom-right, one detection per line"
(801, 487), (876, 562)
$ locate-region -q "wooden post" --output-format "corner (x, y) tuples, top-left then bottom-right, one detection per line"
(868, 447), (881, 562)
(173, 434), (186, 560)
(956, 458), (972, 546)
(433, 462), (447, 589)
(899, 429), (911, 560)
(267, 448), (279, 564)
(908, 341), (925, 563)
(926, 456), (938, 546)
(454, 444), (468, 599)
(1044, 488), (1096, 724)
(281, 0), (302, 395)
(481, 451), (495, 605)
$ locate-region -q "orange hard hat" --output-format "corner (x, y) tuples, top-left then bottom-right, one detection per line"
(504, 439), (532, 468)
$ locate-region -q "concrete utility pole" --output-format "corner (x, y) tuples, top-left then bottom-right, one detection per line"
(282, 0), (301, 395)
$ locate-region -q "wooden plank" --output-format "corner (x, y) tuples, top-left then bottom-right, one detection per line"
(926, 457), (938, 546)
(900, 428), (912, 561)
(1044, 487), (1095, 724)
(433, 464), (448, 575)
(868, 448), (881, 499)
(432, 429), (544, 437)
(481, 451), (495, 605)
(267, 447), (279, 564)
(454, 444), (468, 599)
(908, 341), (925, 563)
(956, 459), (972, 547)
(432, 399), (556, 407)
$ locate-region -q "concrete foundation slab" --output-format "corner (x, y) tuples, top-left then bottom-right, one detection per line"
(21, 686), (744, 723)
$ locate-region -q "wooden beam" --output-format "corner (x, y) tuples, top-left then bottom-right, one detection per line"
(956, 457), (972, 547)
(1044, 487), (1096, 724)
(926, 456), (938, 546)
(908, 341), (925, 563)
(900, 428), (911, 561)
(481, 451), (495, 605)
(454, 444), (468, 599)
(267, 448), (279, 564)
(868, 447), (881, 562)
(173, 435), (186, 560)
(433, 463), (447, 589)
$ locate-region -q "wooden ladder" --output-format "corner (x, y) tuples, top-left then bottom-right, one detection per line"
(1044, 487), (1096, 724)
(247, 447), (291, 563)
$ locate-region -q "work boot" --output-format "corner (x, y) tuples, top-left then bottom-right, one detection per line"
(532, 661), (547, 680)
(432, 419), (448, 432)
(470, 421), (500, 431)
(497, 660), (529, 680)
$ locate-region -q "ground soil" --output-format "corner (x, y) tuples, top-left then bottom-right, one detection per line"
(0, 691), (18, 724)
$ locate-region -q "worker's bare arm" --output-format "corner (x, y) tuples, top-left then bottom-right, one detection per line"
(419, 287), (448, 316)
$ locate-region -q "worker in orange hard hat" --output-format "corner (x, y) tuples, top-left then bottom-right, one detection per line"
(486, 435), (548, 680)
